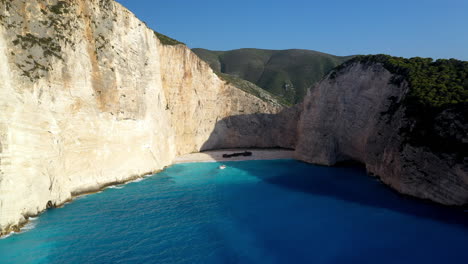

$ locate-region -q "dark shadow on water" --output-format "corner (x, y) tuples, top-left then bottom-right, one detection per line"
(197, 109), (468, 229)
(220, 159), (468, 229)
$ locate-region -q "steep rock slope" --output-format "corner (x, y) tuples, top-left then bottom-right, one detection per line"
(158, 44), (289, 154)
(200, 105), (301, 151)
(193, 48), (353, 105)
(295, 61), (468, 205)
(0, 0), (283, 236)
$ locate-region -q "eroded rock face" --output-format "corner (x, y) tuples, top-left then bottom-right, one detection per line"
(158, 44), (284, 154)
(200, 105), (300, 150)
(295, 62), (468, 206)
(0, 0), (282, 236)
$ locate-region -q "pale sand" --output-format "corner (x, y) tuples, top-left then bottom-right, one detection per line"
(174, 149), (295, 164)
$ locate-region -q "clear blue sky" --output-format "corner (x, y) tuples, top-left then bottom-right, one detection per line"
(116, 0), (468, 60)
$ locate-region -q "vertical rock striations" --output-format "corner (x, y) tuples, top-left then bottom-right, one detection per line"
(295, 61), (468, 206)
(0, 0), (282, 236)
(158, 44), (284, 154)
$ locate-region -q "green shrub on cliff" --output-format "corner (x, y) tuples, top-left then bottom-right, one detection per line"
(153, 31), (185, 46)
(340, 55), (468, 108)
(49, 1), (70, 15)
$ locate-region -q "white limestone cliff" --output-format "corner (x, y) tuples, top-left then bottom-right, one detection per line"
(0, 0), (282, 236)
(295, 62), (468, 206)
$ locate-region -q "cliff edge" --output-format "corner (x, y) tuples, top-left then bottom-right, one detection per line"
(295, 58), (468, 205)
(0, 0), (285, 236)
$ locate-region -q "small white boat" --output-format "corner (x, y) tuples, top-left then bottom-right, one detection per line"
(219, 165), (226, 170)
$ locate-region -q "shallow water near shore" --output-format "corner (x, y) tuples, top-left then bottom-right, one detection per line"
(1, 159), (467, 264)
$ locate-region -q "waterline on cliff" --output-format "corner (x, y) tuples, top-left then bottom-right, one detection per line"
(108, 185), (125, 190)
(0, 217), (38, 240)
(0, 169), (162, 239)
(0, 232), (12, 240)
(0, 160), (467, 264)
(0, 149), (292, 238)
(21, 218), (37, 232)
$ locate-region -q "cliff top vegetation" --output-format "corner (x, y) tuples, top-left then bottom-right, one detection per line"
(333, 55), (467, 157)
(153, 31), (185, 46)
(337, 55), (468, 108)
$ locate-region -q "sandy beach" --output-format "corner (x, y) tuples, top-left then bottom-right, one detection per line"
(173, 149), (295, 164)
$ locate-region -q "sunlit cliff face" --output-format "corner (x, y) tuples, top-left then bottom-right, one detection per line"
(0, 0), (282, 236)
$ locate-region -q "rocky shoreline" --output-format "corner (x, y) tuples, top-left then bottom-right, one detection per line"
(1, 149), (294, 238)
(0, 168), (163, 238)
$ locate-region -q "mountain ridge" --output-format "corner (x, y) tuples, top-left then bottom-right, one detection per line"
(193, 47), (354, 104)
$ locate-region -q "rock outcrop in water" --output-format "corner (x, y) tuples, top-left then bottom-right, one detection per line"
(0, 0), (284, 236)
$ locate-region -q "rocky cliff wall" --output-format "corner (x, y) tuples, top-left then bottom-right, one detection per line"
(200, 105), (300, 151)
(295, 62), (468, 206)
(0, 0), (283, 236)
(158, 44), (285, 154)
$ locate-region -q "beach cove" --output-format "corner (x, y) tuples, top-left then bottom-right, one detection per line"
(1, 159), (467, 264)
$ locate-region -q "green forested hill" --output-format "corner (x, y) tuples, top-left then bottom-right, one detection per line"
(335, 55), (468, 107)
(193, 48), (353, 105)
(152, 32), (286, 106)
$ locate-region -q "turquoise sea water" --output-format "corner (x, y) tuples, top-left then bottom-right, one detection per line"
(1, 159), (467, 264)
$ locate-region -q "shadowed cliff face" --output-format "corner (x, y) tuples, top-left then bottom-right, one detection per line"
(295, 62), (468, 206)
(201, 106), (300, 151)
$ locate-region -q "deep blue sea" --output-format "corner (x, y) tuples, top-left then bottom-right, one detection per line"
(1, 159), (467, 264)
